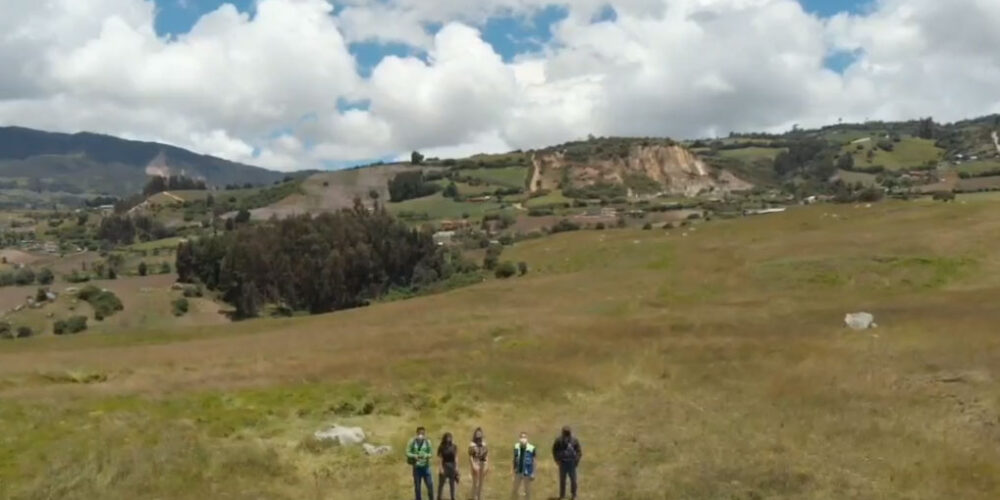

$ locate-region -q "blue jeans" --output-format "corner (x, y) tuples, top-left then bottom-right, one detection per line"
(413, 465), (434, 500)
(559, 462), (578, 498)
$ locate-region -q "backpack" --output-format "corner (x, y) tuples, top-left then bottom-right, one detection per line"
(561, 437), (578, 462)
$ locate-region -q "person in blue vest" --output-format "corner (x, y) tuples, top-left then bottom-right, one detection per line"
(510, 431), (537, 500)
(406, 426), (435, 500)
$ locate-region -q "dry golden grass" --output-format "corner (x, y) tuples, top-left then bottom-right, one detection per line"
(1, 199), (1000, 499)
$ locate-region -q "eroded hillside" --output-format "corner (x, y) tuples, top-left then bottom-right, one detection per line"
(530, 140), (752, 197)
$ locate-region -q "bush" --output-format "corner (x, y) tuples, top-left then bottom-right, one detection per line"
(37, 268), (54, 285)
(16, 326), (32, 338)
(66, 271), (91, 283)
(66, 316), (88, 334)
(13, 268), (35, 286)
(494, 261), (518, 279)
(517, 262), (528, 276)
(138, 261), (148, 276)
(551, 219), (581, 234)
(78, 286), (124, 319)
(0, 322), (11, 339)
(182, 284), (204, 298)
(857, 187), (885, 203)
(160, 262), (172, 274)
(642, 222), (653, 230)
(932, 191), (956, 202)
(172, 298), (190, 316)
(483, 245), (503, 270)
(35, 288), (49, 303)
(594, 222), (605, 230)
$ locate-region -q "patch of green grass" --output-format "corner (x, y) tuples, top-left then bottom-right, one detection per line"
(524, 190), (571, 208)
(718, 147), (786, 162)
(461, 167), (528, 188)
(837, 169), (879, 186)
(387, 194), (503, 220)
(844, 137), (944, 170)
(955, 159), (1000, 175)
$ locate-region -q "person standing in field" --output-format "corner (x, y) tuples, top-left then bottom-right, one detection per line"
(437, 432), (459, 500)
(511, 431), (537, 500)
(406, 426), (435, 500)
(468, 427), (489, 500)
(552, 426), (582, 500)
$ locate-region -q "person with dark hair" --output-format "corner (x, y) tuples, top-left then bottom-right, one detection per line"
(406, 426), (434, 500)
(437, 432), (459, 500)
(511, 431), (537, 500)
(552, 426), (582, 500)
(468, 427), (489, 500)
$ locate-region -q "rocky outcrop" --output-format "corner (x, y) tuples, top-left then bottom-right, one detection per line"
(530, 144), (752, 197)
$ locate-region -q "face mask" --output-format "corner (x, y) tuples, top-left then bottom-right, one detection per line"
(418, 435), (425, 441)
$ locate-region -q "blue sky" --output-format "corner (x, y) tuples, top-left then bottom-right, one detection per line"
(154, 0), (868, 74)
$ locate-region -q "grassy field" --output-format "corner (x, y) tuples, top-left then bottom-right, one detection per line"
(955, 159), (1000, 175)
(2, 199), (1000, 499)
(837, 169), (879, 186)
(524, 189), (572, 208)
(387, 193), (505, 220)
(844, 137), (943, 170)
(718, 146), (786, 162)
(461, 167), (529, 188)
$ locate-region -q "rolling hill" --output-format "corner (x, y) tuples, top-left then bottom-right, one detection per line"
(0, 127), (286, 196)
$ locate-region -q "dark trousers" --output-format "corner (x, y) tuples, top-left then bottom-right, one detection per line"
(438, 469), (457, 500)
(559, 461), (578, 499)
(413, 465), (434, 500)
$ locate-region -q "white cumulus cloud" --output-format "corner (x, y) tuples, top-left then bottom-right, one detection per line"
(0, 0), (998, 170)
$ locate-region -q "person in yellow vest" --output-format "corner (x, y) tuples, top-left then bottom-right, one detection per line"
(511, 431), (537, 500)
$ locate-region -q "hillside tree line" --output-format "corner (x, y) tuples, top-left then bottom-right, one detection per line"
(143, 175), (207, 196)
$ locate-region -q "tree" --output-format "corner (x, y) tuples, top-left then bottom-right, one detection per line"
(160, 262), (172, 274)
(494, 261), (517, 279)
(917, 117), (935, 139)
(138, 261), (148, 276)
(37, 268), (54, 285)
(443, 182), (459, 199)
(235, 208), (251, 224)
(484, 244), (503, 270)
(172, 298), (190, 317)
(388, 171), (441, 202)
(837, 154), (855, 171)
(411, 151), (425, 165)
(35, 287), (49, 303)
(16, 326), (32, 339)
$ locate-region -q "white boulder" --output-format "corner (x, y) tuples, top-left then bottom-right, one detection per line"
(845, 312), (877, 330)
(313, 425), (366, 446)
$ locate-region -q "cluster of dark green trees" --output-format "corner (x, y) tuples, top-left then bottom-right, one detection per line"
(143, 175), (207, 196)
(388, 171), (441, 202)
(97, 214), (173, 244)
(175, 202), (461, 319)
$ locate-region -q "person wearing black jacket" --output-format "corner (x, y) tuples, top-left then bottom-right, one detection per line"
(437, 433), (459, 500)
(551, 426), (582, 500)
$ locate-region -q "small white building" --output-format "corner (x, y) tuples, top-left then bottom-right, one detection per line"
(433, 231), (456, 246)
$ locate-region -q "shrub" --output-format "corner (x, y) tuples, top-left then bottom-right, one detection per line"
(53, 320), (66, 335)
(37, 268), (54, 285)
(16, 326), (33, 339)
(160, 262), (172, 274)
(35, 288), (49, 303)
(494, 261), (518, 279)
(138, 261), (148, 276)
(932, 191), (956, 202)
(551, 219), (581, 234)
(66, 271), (91, 283)
(517, 262), (528, 276)
(616, 217), (627, 228)
(857, 187), (885, 203)
(483, 245), (503, 270)
(13, 268), (35, 286)
(0, 322), (11, 339)
(172, 298), (190, 317)
(182, 284), (204, 298)
(642, 222), (653, 230)
(595, 222), (605, 230)
(66, 316), (88, 334)
(78, 286), (124, 319)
